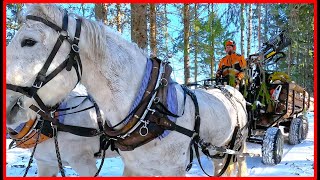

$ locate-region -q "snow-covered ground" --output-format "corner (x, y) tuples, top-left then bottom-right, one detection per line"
(6, 112), (315, 177)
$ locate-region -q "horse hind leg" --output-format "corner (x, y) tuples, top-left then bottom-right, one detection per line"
(236, 143), (248, 177)
(225, 162), (235, 176)
(213, 157), (237, 177)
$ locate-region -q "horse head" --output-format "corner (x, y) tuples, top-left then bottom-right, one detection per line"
(6, 4), (80, 129)
(7, 4), (148, 131)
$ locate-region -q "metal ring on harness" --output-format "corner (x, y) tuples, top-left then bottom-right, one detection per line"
(139, 125), (149, 136)
(161, 78), (168, 86)
(71, 44), (80, 53)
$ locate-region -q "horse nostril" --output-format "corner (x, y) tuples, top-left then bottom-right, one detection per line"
(8, 103), (20, 120)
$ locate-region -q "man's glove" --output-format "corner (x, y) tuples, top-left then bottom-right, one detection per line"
(237, 72), (245, 80)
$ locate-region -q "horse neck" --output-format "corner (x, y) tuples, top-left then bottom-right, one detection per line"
(78, 22), (147, 126)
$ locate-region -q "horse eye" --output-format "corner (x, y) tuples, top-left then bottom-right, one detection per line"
(21, 38), (37, 47)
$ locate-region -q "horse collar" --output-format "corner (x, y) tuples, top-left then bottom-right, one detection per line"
(101, 57), (175, 151)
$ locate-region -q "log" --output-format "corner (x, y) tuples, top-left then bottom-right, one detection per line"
(289, 83), (305, 93)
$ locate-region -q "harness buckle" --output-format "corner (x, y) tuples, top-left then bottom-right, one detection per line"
(36, 108), (45, 115)
(147, 108), (156, 114)
(50, 110), (56, 118)
(32, 81), (43, 89)
(59, 30), (69, 39)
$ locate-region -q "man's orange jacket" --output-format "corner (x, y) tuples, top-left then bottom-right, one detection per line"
(217, 53), (247, 80)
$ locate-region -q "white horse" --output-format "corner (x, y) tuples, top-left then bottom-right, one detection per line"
(6, 4), (248, 176)
(6, 84), (120, 176)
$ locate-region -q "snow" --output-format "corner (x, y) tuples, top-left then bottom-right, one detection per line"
(6, 112), (315, 177)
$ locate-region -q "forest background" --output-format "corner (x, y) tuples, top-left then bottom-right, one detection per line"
(6, 3), (315, 95)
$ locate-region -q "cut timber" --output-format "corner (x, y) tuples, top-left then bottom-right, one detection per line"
(289, 83), (305, 93)
(279, 83), (309, 118)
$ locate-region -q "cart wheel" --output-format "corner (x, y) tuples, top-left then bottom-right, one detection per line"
(261, 127), (284, 165)
(288, 118), (303, 145)
(299, 115), (309, 140)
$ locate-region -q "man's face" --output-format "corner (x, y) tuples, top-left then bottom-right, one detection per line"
(225, 45), (234, 55)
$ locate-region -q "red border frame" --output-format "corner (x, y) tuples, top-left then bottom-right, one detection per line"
(3, 1), (318, 180)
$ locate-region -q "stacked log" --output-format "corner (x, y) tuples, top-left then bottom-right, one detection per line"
(282, 83), (309, 118)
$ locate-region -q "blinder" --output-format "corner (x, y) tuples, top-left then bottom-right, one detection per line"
(7, 10), (82, 115)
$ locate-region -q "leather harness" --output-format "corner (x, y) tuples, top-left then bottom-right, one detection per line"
(7, 95), (103, 149)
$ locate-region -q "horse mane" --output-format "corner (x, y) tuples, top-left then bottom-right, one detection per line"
(24, 4), (147, 61)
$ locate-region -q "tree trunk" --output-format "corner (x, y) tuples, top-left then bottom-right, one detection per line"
(80, 4), (86, 17)
(257, 4), (261, 50)
(183, 4), (191, 84)
(194, 3), (198, 82)
(116, 4), (122, 33)
(211, 43), (215, 79)
(210, 4), (215, 79)
(131, 4), (148, 49)
(287, 46), (292, 75)
(94, 3), (108, 25)
(247, 4), (252, 57)
(164, 4), (169, 55)
(240, 4), (245, 55)
(150, 3), (157, 57)
(264, 5), (268, 42)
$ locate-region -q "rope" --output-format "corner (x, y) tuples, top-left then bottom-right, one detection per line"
(94, 150), (106, 177)
(52, 125), (65, 177)
(23, 120), (44, 177)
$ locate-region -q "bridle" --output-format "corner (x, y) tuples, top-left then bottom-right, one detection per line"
(6, 10), (82, 114)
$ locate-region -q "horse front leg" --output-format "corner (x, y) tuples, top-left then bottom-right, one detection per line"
(36, 160), (59, 176)
(68, 154), (98, 176)
(123, 165), (137, 176)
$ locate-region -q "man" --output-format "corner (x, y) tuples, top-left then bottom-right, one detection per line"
(216, 40), (247, 88)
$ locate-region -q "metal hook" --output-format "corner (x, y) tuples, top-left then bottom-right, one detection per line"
(16, 96), (26, 110)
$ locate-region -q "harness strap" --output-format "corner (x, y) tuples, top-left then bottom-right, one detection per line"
(152, 82), (188, 119)
(215, 126), (240, 177)
(88, 94), (120, 157)
(153, 86), (202, 173)
(26, 13), (68, 33)
(28, 13), (70, 93)
(180, 86), (204, 174)
(6, 84), (31, 97)
(29, 105), (99, 137)
(66, 18), (82, 72)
